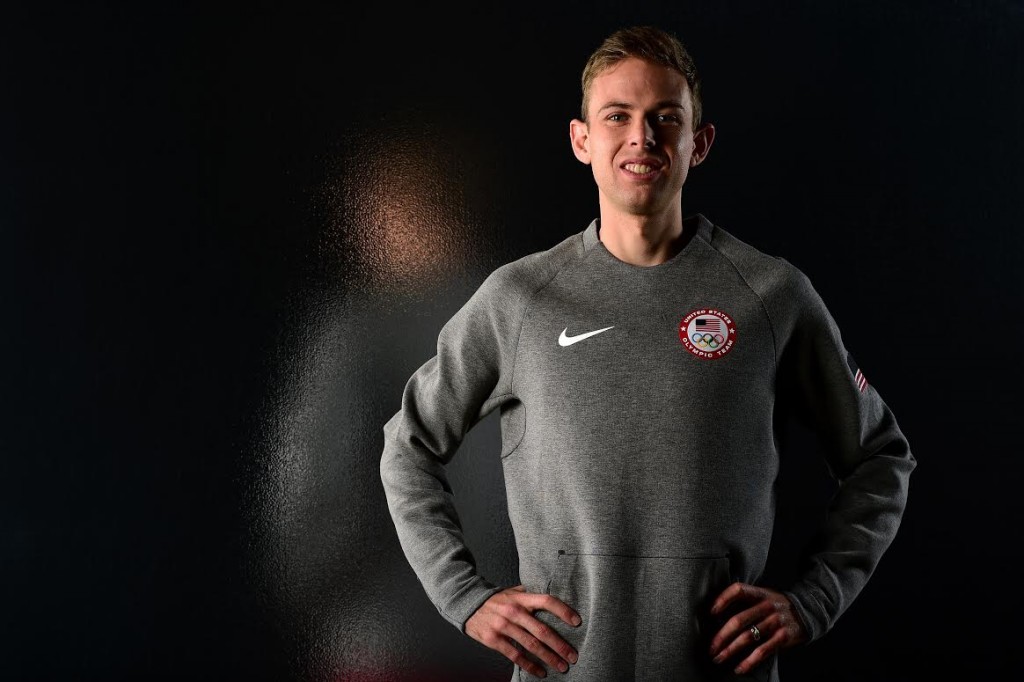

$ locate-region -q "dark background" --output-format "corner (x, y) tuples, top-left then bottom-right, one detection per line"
(6, 1), (1023, 680)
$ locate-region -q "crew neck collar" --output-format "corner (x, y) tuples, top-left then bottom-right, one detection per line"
(582, 213), (713, 272)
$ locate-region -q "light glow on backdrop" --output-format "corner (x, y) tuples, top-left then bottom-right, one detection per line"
(249, 116), (505, 680)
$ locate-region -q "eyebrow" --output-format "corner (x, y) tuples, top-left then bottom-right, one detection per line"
(596, 100), (686, 113)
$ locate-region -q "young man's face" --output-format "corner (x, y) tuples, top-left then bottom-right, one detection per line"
(570, 57), (713, 220)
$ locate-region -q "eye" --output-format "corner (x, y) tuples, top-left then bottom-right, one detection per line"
(657, 114), (682, 124)
(607, 113), (627, 123)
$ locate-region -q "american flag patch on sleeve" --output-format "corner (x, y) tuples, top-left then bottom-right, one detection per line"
(846, 351), (868, 393)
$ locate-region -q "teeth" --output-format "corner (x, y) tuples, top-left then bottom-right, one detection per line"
(625, 163), (654, 174)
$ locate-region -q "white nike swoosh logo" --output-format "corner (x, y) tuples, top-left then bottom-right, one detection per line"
(558, 325), (615, 347)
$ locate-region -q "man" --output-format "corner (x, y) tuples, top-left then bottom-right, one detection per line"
(380, 25), (915, 681)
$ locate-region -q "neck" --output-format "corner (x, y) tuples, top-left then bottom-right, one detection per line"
(596, 207), (687, 267)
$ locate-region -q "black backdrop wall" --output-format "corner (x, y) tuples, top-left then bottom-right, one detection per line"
(6, 1), (1023, 680)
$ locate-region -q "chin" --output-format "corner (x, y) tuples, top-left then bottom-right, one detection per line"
(627, 196), (672, 215)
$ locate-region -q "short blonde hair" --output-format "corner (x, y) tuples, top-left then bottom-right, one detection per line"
(580, 25), (703, 129)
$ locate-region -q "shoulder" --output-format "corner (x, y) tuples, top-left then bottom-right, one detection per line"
(699, 219), (836, 351)
(702, 218), (820, 306)
(474, 228), (587, 305)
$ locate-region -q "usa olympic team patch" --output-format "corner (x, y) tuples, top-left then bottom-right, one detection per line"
(679, 308), (736, 360)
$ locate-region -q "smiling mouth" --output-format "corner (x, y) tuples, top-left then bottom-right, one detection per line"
(624, 163), (655, 174)
(622, 161), (665, 177)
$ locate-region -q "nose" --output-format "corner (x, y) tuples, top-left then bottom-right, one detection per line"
(631, 116), (656, 149)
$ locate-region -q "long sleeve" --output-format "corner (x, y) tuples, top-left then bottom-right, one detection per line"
(772, 262), (917, 643)
(379, 266), (526, 633)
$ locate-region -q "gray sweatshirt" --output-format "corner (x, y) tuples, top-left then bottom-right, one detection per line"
(380, 213), (916, 681)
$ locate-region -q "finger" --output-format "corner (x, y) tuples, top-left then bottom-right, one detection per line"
(493, 635), (549, 679)
(709, 599), (774, 659)
(732, 627), (786, 676)
(546, 593), (584, 627)
(506, 590), (580, 666)
(518, 606), (579, 667)
(519, 590), (583, 628)
(505, 621), (572, 674)
(710, 582), (761, 616)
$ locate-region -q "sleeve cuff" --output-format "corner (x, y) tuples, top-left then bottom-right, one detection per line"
(783, 588), (827, 643)
(441, 579), (507, 634)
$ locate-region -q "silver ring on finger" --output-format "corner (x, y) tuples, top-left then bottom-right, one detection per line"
(749, 624), (762, 642)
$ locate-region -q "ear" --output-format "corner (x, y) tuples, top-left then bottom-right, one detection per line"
(689, 122), (716, 167)
(569, 118), (592, 165)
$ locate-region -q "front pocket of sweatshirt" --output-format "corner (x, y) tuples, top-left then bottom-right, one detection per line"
(522, 550), (771, 682)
